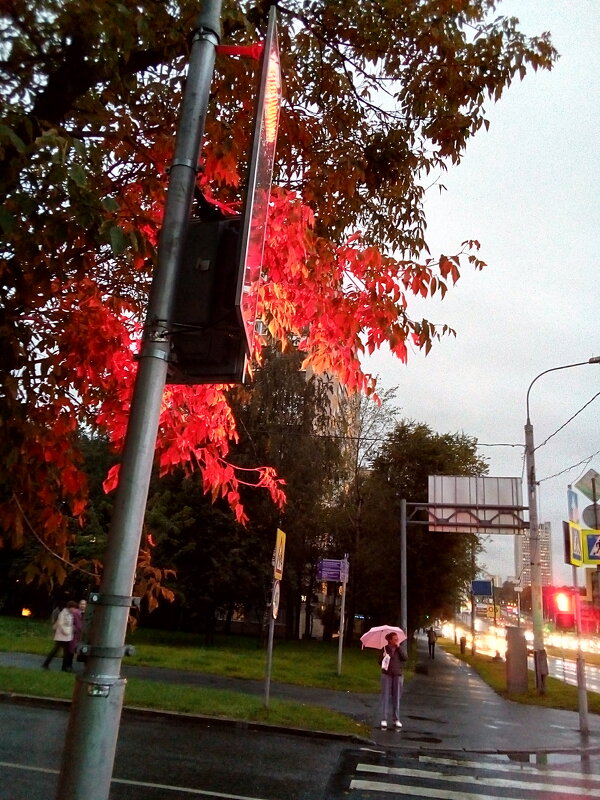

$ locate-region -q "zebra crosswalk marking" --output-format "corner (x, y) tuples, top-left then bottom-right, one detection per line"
(350, 779), (514, 799)
(353, 762), (600, 797)
(356, 764), (600, 797)
(418, 753), (600, 781)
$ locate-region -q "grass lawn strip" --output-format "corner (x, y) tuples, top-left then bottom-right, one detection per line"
(0, 665), (371, 738)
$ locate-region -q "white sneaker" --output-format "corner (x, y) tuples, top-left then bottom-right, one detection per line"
(395, 720), (402, 729)
(380, 720), (387, 729)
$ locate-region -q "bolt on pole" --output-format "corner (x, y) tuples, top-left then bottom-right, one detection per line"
(55, 3), (223, 798)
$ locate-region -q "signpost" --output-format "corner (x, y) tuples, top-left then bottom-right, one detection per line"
(316, 557), (349, 675)
(471, 580), (493, 597)
(271, 579), (280, 620)
(264, 528), (285, 708)
(274, 526), (285, 581)
(317, 558), (346, 582)
(565, 477), (596, 736)
(576, 469), (600, 503)
(564, 521), (584, 567)
(336, 557), (349, 676)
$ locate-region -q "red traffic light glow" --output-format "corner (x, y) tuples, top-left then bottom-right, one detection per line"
(555, 591), (570, 613)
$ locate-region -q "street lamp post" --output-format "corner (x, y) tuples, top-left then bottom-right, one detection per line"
(525, 356), (600, 693)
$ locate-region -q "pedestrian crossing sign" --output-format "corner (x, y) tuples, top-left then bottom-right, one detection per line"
(582, 528), (600, 564)
(274, 527), (286, 580)
(566, 521), (583, 566)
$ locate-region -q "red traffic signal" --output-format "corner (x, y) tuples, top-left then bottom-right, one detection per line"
(555, 612), (575, 630)
(553, 590), (574, 630)
(555, 591), (570, 613)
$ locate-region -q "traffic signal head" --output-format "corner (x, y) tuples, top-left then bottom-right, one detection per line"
(553, 590), (574, 630)
(555, 611), (575, 630)
(555, 592), (570, 613)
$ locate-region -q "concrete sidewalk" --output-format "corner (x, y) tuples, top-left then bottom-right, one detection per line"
(380, 635), (600, 754)
(2, 636), (600, 754)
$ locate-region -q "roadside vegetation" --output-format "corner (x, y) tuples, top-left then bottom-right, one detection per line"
(5, 617), (599, 733)
(0, 616), (382, 737)
(0, 665), (369, 737)
(1, 616), (381, 692)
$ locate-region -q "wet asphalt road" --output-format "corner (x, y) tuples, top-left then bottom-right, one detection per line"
(0, 699), (351, 800)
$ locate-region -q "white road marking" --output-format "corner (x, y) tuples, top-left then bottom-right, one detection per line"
(0, 761), (275, 799)
(355, 762), (600, 796)
(419, 753), (600, 781)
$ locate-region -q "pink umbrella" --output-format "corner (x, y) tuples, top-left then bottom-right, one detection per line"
(360, 625), (407, 649)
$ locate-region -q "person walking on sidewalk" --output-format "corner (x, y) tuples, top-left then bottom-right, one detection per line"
(42, 601), (77, 672)
(427, 626), (437, 659)
(379, 631), (408, 729)
(69, 599), (87, 664)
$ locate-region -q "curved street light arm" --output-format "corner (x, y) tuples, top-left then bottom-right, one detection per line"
(526, 359), (600, 424)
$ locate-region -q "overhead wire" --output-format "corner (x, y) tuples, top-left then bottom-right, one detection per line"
(539, 448), (600, 484)
(534, 390), (600, 453)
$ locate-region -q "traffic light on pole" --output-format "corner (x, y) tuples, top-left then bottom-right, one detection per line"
(167, 6), (281, 384)
(554, 591), (575, 630)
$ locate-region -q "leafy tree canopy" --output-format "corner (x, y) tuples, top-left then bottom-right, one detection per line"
(0, 1), (556, 581)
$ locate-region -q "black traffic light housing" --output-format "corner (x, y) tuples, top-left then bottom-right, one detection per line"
(166, 6), (280, 385)
(166, 217), (246, 384)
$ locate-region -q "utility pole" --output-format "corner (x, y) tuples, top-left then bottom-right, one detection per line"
(525, 356), (600, 694)
(524, 418), (545, 690)
(55, 3), (223, 798)
(400, 499), (407, 633)
(572, 567), (589, 737)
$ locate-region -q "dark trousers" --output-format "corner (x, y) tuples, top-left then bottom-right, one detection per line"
(43, 641), (73, 671)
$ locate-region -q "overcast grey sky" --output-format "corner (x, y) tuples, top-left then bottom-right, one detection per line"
(366, 0), (599, 586)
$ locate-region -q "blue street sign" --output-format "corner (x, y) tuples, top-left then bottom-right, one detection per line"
(317, 558), (348, 582)
(471, 580), (493, 597)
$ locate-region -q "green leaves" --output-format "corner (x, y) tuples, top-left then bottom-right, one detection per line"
(68, 163), (87, 188)
(0, 207), (15, 234)
(0, 124), (26, 153)
(108, 223), (128, 255)
(0, 0), (554, 588)
(102, 196), (120, 213)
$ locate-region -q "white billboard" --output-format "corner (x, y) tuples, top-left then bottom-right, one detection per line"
(428, 475), (527, 534)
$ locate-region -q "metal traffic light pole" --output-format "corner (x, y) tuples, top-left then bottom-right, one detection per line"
(571, 567), (589, 736)
(525, 356), (600, 694)
(55, 2), (223, 798)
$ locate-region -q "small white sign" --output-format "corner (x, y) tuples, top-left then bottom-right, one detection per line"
(272, 580), (280, 619)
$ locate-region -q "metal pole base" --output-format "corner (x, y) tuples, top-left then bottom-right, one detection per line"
(55, 673), (127, 800)
(533, 648), (548, 695)
(576, 653), (589, 737)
